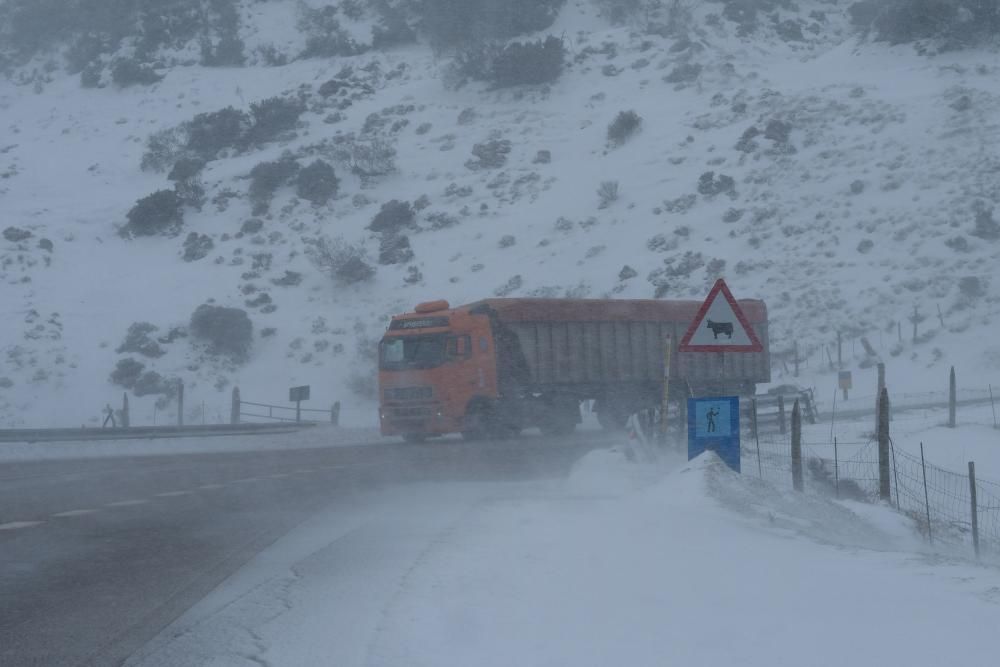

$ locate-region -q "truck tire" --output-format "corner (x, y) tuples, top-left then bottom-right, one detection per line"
(462, 401), (494, 441)
(540, 400), (578, 437)
(595, 402), (629, 431)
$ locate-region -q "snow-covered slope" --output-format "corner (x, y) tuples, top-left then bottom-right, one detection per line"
(1, 0), (999, 427)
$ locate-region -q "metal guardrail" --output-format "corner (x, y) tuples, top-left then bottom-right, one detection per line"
(0, 422), (316, 444)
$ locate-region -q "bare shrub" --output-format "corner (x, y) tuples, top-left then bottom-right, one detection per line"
(597, 180), (620, 208)
(306, 237), (376, 285)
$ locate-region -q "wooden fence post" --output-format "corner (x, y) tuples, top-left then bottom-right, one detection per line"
(791, 399), (803, 492)
(920, 442), (932, 545)
(122, 393), (130, 428)
(752, 398), (762, 479)
(948, 366), (956, 428)
(876, 362), (885, 435)
(331, 401), (341, 426)
(878, 387), (891, 502)
(231, 386), (240, 424)
(177, 381), (185, 427)
(969, 461), (979, 558)
(778, 394), (786, 435)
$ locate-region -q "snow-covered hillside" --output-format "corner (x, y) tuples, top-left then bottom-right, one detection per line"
(1, 0), (999, 427)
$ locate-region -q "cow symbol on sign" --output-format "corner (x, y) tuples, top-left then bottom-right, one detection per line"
(706, 319), (734, 339)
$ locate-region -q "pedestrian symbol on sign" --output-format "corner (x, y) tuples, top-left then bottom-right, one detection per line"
(706, 407), (719, 432)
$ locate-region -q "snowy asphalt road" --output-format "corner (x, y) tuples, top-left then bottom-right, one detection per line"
(0, 433), (605, 667)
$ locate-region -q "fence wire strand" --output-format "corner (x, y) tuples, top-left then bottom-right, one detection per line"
(740, 428), (1000, 559)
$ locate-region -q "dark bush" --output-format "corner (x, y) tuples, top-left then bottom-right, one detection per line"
(663, 62), (702, 84)
(868, 0), (1000, 47)
(972, 207), (1000, 240)
(249, 158), (300, 204)
(200, 33), (246, 67)
(241, 218), (264, 235)
(189, 304), (253, 361)
(698, 172), (736, 197)
(306, 237), (376, 285)
(3, 227), (32, 242)
(272, 270), (303, 287)
(110, 358), (145, 389)
(296, 160), (339, 205)
(607, 110), (642, 146)
(182, 233), (214, 261)
(848, 1), (881, 28)
(595, 0), (645, 24)
(245, 96), (305, 146)
(111, 58), (164, 87)
(168, 158), (206, 182)
(421, 0), (565, 51)
(959, 276), (985, 298)
(298, 6), (365, 58)
(133, 370), (174, 397)
(125, 190), (183, 237)
(116, 322), (165, 358)
(372, 2), (416, 49)
(466, 139), (512, 169)
(378, 233), (414, 265)
(186, 106), (250, 160)
(764, 119), (791, 143)
(489, 36), (564, 87)
(368, 200), (415, 233)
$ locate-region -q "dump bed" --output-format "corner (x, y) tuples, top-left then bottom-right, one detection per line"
(473, 298), (770, 390)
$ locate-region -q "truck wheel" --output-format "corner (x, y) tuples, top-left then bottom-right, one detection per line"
(540, 400), (578, 437)
(596, 403), (629, 431)
(540, 419), (575, 437)
(462, 402), (492, 441)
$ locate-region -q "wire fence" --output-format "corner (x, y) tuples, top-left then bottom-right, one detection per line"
(743, 430), (1000, 561)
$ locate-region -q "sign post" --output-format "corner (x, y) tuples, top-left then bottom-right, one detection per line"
(289, 385), (310, 422)
(687, 396), (741, 472)
(660, 335), (672, 446)
(838, 371), (852, 400)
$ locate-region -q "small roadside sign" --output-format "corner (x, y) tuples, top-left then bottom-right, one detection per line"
(289, 385), (310, 402)
(838, 371), (852, 400)
(687, 396), (741, 472)
(679, 279), (763, 353)
(838, 372), (852, 390)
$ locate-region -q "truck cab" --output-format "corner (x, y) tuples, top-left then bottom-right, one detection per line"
(379, 300), (500, 439)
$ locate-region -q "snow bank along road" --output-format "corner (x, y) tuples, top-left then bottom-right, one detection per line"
(0, 432), (606, 667)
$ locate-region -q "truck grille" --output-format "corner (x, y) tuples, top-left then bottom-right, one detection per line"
(383, 386), (433, 401)
(390, 405), (433, 419)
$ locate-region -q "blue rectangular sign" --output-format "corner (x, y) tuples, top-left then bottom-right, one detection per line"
(687, 396), (741, 472)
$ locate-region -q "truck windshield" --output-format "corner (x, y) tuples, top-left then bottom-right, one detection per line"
(380, 335), (448, 371)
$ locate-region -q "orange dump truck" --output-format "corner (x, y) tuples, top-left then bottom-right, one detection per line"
(378, 298), (770, 440)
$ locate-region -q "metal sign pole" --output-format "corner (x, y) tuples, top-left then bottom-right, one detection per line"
(660, 335), (672, 446)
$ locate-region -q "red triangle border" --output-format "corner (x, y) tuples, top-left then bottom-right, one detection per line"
(678, 278), (763, 353)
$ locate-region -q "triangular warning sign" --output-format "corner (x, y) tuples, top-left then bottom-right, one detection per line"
(679, 279), (763, 353)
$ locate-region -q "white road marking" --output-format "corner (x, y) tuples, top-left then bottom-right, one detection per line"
(105, 499), (149, 507)
(269, 473), (290, 478)
(0, 521), (43, 531)
(232, 477), (259, 483)
(52, 509), (99, 517)
(155, 490), (191, 497)
(199, 484), (225, 490)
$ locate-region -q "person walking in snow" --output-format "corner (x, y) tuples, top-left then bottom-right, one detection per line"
(103, 403), (116, 428)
